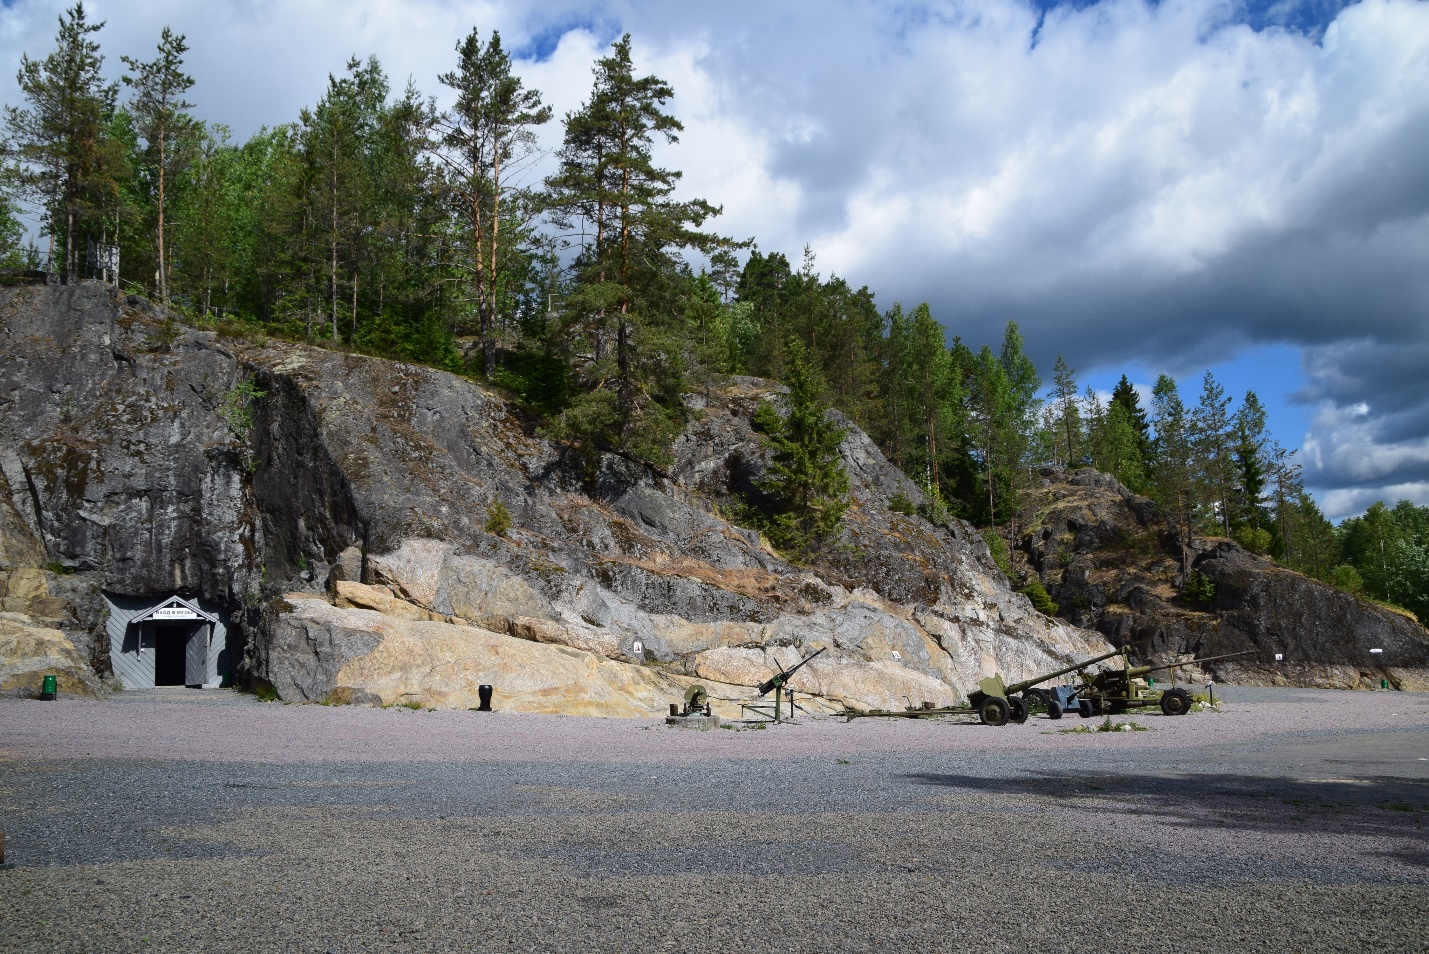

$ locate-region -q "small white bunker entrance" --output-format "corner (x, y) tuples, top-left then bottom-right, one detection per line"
(105, 594), (229, 689)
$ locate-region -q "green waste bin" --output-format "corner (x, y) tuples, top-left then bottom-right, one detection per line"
(40, 674), (57, 700)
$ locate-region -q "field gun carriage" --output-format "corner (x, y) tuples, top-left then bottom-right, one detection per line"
(842, 646), (1252, 725)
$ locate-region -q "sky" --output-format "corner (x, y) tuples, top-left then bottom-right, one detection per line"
(2, 0), (1426, 520)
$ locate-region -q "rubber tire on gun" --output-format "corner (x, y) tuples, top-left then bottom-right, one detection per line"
(1046, 699), (1063, 720)
(978, 696), (1009, 727)
(1160, 687), (1192, 716)
(1008, 696), (1029, 724)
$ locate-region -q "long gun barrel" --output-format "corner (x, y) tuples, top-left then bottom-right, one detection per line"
(1123, 650), (1254, 679)
(757, 647), (826, 697)
(1003, 646), (1128, 697)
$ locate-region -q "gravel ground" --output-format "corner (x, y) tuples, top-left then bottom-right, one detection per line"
(1, 686), (1426, 953)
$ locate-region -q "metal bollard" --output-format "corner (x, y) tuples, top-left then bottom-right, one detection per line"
(39, 674), (57, 701)
(477, 684), (494, 711)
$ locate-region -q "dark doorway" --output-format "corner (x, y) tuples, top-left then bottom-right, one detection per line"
(154, 625), (189, 686)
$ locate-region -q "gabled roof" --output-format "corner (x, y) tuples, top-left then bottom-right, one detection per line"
(131, 594), (218, 624)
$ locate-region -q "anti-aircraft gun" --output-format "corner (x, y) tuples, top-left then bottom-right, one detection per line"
(1074, 649), (1253, 717)
(749, 647), (826, 723)
(965, 646), (1128, 726)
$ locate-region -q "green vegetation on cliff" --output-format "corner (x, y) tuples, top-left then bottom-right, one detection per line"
(3, 8), (1421, 622)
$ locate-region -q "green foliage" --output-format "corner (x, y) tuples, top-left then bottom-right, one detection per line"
(1235, 526), (1273, 556)
(247, 681), (278, 702)
(751, 399), (783, 434)
(217, 376), (265, 441)
(1327, 563), (1364, 596)
(980, 528), (1014, 579)
(435, 27), (552, 379)
(888, 492), (918, 516)
(749, 341), (849, 559)
(484, 498), (511, 537)
(1181, 569), (1216, 606)
(1021, 576), (1059, 616)
(5, 3), (125, 280)
(543, 34), (726, 467)
(121, 26), (197, 303)
(1337, 501), (1429, 624)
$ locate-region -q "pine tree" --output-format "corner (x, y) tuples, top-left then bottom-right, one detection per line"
(969, 345), (1009, 527)
(298, 58), (382, 341)
(1151, 374), (1195, 569)
(997, 321), (1041, 538)
(435, 28), (551, 378)
(757, 340), (850, 558)
(5, 2), (122, 280)
(1051, 354), (1080, 466)
(121, 27), (196, 303)
(545, 34), (722, 465)
(0, 162), (28, 267)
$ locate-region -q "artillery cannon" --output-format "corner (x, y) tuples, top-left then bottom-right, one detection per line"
(965, 646), (1128, 726)
(1074, 649), (1253, 717)
(840, 647), (1129, 725)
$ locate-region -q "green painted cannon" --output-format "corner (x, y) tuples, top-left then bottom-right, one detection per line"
(965, 647), (1128, 726)
(1074, 649), (1252, 717)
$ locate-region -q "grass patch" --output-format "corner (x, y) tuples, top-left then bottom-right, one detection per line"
(1058, 717), (1149, 734)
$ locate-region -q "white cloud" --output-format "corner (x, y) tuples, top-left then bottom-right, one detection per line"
(5, 0), (1428, 517)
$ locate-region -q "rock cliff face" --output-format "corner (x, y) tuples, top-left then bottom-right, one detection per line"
(2, 283), (1111, 711)
(1013, 467), (1429, 690)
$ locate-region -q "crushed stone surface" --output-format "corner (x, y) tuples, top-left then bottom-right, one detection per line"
(1, 686), (1426, 952)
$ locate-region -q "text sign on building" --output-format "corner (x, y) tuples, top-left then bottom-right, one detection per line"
(153, 606), (200, 620)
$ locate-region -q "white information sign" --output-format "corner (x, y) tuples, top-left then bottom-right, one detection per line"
(890, 650), (902, 660)
(631, 640), (643, 655)
(153, 606), (200, 620)
(1370, 648), (1384, 654)
(1274, 653), (1283, 661)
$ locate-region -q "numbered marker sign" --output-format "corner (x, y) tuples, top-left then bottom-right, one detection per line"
(1274, 653), (1284, 662)
(1370, 648), (1384, 654)
(632, 641), (643, 655)
(890, 650), (902, 660)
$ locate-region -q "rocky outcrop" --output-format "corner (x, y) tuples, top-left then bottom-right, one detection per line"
(0, 463), (102, 697)
(0, 283), (1110, 714)
(1013, 467), (1429, 689)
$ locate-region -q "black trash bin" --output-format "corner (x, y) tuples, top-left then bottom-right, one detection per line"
(477, 684), (494, 711)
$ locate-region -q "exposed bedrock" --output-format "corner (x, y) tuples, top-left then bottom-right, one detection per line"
(1014, 467), (1429, 690)
(3, 283), (1112, 711)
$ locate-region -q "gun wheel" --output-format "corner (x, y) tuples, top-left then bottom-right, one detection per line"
(1160, 688), (1192, 716)
(1008, 696), (1028, 724)
(978, 696), (1009, 727)
(1046, 699), (1063, 720)
(1078, 700), (1093, 718)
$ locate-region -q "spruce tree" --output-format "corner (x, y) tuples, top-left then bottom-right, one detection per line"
(757, 340), (850, 559)
(1230, 390), (1269, 534)
(1190, 371), (1234, 537)
(1110, 374), (1152, 472)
